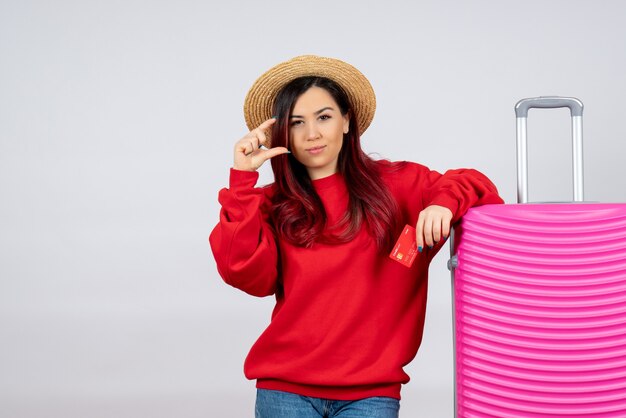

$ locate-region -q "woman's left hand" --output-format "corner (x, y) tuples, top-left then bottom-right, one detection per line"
(415, 205), (453, 252)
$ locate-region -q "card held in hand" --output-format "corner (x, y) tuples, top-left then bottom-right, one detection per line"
(389, 224), (418, 268)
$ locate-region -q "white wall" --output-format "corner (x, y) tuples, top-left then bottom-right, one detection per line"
(1, 0), (625, 417)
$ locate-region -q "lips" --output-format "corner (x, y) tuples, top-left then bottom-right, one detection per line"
(306, 145), (326, 154)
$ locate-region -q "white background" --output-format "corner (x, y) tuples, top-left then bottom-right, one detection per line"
(1, 0), (625, 417)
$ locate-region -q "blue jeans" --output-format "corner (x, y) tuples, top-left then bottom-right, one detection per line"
(255, 389), (400, 418)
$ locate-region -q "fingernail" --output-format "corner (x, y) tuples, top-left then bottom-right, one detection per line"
(271, 115), (277, 119)
(429, 245), (434, 249)
(418, 246), (423, 253)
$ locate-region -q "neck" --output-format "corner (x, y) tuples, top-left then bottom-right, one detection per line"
(307, 165), (339, 180)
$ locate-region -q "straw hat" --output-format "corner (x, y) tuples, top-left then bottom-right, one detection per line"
(243, 55), (376, 138)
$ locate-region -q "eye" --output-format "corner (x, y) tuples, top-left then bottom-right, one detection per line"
(290, 120), (304, 127)
(319, 114), (331, 121)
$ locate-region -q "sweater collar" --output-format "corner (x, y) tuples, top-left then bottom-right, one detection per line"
(311, 171), (344, 191)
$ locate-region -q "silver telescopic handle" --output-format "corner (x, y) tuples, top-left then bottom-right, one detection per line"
(514, 97), (584, 204)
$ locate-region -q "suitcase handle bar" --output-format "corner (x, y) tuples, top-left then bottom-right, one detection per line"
(515, 97), (583, 118)
(514, 96), (584, 203)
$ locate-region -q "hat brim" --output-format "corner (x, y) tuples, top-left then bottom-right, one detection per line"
(243, 55), (376, 140)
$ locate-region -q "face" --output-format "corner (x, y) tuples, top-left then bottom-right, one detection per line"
(288, 86), (350, 180)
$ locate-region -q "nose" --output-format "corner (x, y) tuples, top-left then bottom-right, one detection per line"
(306, 122), (321, 140)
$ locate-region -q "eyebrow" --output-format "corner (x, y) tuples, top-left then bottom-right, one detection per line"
(290, 106), (335, 119)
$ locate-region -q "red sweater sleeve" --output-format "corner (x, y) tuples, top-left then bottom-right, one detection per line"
(422, 167), (504, 222)
(209, 168), (279, 297)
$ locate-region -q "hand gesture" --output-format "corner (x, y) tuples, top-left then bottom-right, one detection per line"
(415, 205), (453, 252)
(233, 118), (289, 171)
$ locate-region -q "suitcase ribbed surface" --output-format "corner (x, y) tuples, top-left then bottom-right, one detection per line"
(454, 204), (626, 417)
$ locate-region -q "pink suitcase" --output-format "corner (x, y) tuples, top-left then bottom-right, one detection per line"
(448, 97), (626, 417)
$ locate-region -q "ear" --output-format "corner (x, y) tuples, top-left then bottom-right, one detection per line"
(342, 113), (350, 134)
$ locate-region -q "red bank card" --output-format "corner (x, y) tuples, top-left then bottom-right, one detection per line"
(389, 224), (418, 268)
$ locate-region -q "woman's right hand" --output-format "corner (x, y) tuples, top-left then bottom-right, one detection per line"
(233, 118), (290, 171)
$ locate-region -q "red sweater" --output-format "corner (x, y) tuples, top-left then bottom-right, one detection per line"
(209, 161), (502, 400)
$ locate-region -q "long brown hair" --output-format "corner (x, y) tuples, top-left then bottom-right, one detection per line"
(269, 76), (401, 251)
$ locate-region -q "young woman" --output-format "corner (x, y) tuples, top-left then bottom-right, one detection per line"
(210, 55), (503, 418)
